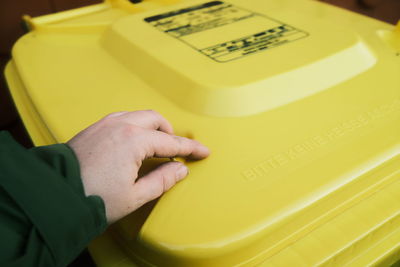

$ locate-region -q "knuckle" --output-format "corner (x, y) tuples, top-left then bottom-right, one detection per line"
(105, 111), (124, 119)
(168, 139), (180, 155)
(173, 135), (184, 144)
(98, 117), (114, 127)
(101, 113), (120, 124)
(152, 177), (165, 197)
(104, 113), (116, 119)
(161, 173), (169, 193)
(157, 166), (177, 194)
(121, 124), (141, 137)
(146, 109), (163, 120)
(162, 170), (175, 192)
(110, 111), (122, 116)
(174, 136), (191, 149)
(145, 109), (157, 115)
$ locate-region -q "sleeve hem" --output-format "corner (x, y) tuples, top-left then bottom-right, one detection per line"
(0, 132), (107, 264)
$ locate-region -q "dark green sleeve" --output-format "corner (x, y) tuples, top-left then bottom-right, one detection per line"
(0, 131), (107, 267)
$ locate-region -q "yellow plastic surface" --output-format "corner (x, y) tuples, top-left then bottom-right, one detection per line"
(4, 0), (400, 266)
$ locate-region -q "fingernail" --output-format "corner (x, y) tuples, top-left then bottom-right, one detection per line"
(176, 165), (189, 180)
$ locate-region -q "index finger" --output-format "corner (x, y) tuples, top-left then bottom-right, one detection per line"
(143, 130), (210, 160)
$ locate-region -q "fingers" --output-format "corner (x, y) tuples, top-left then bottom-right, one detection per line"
(106, 110), (174, 134)
(101, 110), (210, 160)
(103, 110), (210, 160)
(133, 161), (188, 204)
(145, 130), (210, 160)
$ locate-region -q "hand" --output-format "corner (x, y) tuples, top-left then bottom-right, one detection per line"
(67, 110), (210, 224)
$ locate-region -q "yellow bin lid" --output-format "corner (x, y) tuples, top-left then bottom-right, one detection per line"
(5, 0), (400, 266)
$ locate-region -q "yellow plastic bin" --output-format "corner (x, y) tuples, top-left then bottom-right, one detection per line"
(4, 0), (400, 266)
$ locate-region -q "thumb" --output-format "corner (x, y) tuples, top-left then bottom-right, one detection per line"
(133, 161), (188, 205)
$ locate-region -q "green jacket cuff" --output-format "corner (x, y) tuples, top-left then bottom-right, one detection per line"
(0, 131), (107, 266)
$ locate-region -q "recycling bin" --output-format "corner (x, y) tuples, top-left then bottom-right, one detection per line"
(4, 0), (400, 266)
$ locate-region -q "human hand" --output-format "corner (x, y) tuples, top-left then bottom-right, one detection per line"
(67, 110), (210, 224)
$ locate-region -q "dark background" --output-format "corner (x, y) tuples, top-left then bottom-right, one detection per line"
(0, 0), (399, 265)
(0, 0), (102, 148)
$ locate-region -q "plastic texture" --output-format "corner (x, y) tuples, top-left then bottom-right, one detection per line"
(4, 0), (400, 266)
